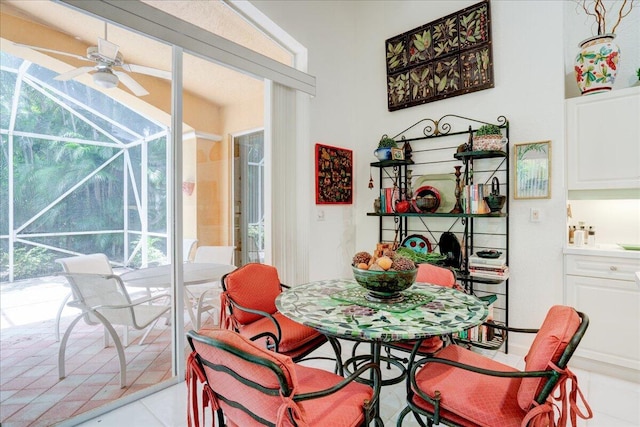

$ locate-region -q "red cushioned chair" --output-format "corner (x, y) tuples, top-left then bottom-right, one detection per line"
(397, 305), (593, 427)
(187, 329), (382, 427)
(220, 263), (340, 366)
(386, 263), (459, 358)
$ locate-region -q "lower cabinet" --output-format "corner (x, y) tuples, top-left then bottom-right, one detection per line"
(564, 253), (640, 376)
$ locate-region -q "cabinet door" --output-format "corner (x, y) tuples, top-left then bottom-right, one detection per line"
(565, 274), (640, 371)
(566, 87), (640, 190)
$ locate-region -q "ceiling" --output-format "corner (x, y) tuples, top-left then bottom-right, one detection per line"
(0, 0), (291, 108)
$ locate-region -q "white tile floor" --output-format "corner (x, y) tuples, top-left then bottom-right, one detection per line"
(77, 341), (640, 427)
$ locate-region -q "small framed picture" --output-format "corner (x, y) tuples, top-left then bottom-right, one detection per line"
(514, 140), (551, 199)
(391, 147), (405, 160)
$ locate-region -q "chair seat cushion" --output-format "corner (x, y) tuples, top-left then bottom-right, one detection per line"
(296, 364), (372, 427)
(239, 312), (326, 354)
(411, 345), (526, 427)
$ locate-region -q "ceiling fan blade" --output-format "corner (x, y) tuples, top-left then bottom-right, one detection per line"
(98, 38), (119, 61)
(55, 66), (95, 81)
(121, 63), (171, 80)
(114, 71), (149, 97)
(13, 42), (89, 62)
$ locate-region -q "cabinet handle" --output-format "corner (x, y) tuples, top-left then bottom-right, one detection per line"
(609, 266), (618, 271)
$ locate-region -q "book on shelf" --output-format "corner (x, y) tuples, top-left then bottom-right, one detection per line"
(462, 184), (491, 214)
(468, 252), (506, 267)
(469, 270), (510, 280)
(468, 265), (509, 274)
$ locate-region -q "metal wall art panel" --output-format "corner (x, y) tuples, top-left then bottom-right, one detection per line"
(386, 0), (494, 111)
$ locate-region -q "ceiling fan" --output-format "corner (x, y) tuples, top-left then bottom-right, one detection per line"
(14, 32), (170, 97)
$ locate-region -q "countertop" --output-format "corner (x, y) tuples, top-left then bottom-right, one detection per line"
(564, 243), (640, 260)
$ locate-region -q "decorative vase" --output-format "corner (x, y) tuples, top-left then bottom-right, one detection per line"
(374, 147), (392, 161)
(574, 34), (620, 95)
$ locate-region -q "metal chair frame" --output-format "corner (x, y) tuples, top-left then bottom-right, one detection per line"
(187, 330), (383, 427)
(397, 311), (590, 427)
(220, 264), (343, 370)
(57, 272), (170, 388)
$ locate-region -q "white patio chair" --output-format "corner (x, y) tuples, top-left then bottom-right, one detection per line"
(183, 238), (198, 263)
(186, 245), (235, 329)
(57, 272), (170, 388)
(54, 253), (114, 341)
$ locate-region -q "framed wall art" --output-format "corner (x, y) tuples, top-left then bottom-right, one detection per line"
(386, 0), (494, 111)
(514, 141), (551, 199)
(315, 143), (353, 204)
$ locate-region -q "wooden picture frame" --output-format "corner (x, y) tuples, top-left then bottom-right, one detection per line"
(315, 143), (353, 204)
(391, 147), (405, 160)
(514, 141), (551, 199)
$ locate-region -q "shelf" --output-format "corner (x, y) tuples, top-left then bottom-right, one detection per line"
(370, 114), (510, 352)
(367, 212), (507, 218)
(458, 272), (507, 284)
(454, 150), (507, 160)
(370, 159), (415, 167)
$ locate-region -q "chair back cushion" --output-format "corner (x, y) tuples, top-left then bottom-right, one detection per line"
(416, 263), (456, 288)
(56, 253), (113, 274)
(190, 329), (300, 426)
(517, 305), (580, 410)
(223, 263), (281, 324)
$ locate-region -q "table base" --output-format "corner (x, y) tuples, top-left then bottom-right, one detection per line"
(343, 352), (406, 387)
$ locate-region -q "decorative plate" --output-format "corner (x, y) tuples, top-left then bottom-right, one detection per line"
(400, 234), (432, 254)
(617, 243), (640, 251)
(412, 185), (441, 213)
(476, 250), (502, 258)
(413, 174), (456, 213)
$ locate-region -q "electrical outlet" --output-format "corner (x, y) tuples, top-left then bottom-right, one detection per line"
(530, 208), (541, 222)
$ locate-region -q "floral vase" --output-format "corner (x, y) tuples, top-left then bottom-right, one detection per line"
(574, 34), (620, 95)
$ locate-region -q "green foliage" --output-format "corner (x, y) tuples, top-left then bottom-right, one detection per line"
(475, 124), (502, 136)
(637, 68), (640, 80)
(378, 136), (398, 149)
(0, 247), (57, 280)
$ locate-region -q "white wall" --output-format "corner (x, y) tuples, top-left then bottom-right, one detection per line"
(251, 0), (621, 355)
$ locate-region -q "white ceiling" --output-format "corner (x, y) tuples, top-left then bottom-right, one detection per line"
(0, 0), (291, 107)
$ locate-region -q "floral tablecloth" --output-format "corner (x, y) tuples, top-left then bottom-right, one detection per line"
(275, 279), (488, 342)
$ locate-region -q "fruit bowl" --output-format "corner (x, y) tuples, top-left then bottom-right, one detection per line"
(352, 266), (417, 303)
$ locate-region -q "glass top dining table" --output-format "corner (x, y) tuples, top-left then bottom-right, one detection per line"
(275, 278), (488, 343)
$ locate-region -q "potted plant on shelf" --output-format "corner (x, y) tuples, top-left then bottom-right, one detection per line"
(374, 135), (398, 161)
(574, 0), (635, 95)
(473, 124), (505, 151)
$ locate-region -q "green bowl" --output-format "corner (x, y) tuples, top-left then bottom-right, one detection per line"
(352, 266), (417, 302)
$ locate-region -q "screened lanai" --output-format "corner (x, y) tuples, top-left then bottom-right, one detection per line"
(1, 51), (170, 282)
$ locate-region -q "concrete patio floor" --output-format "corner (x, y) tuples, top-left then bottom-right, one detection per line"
(0, 275), (194, 427)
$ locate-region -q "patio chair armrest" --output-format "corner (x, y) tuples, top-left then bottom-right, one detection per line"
(295, 362), (381, 405)
(227, 298), (282, 341)
(481, 321), (538, 334)
(411, 355), (554, 382)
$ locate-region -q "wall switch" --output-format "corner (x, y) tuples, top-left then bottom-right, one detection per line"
(530, 208), (541, 222)
(317, 209), (325, 221)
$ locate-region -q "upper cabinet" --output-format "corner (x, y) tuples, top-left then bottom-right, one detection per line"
(566, 86), (640, 190)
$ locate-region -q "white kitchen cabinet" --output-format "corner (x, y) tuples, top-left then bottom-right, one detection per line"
(565, 86), (640, 190)
(564, 252), (640, 377)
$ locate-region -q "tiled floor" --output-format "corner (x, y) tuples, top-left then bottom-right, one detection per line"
(75, 341), (640, 427)
(0, 276), (185, 427)
(3, 278), (639, 426)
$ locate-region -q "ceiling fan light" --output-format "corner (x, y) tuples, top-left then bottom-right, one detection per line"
(93, 70), (118, 89)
